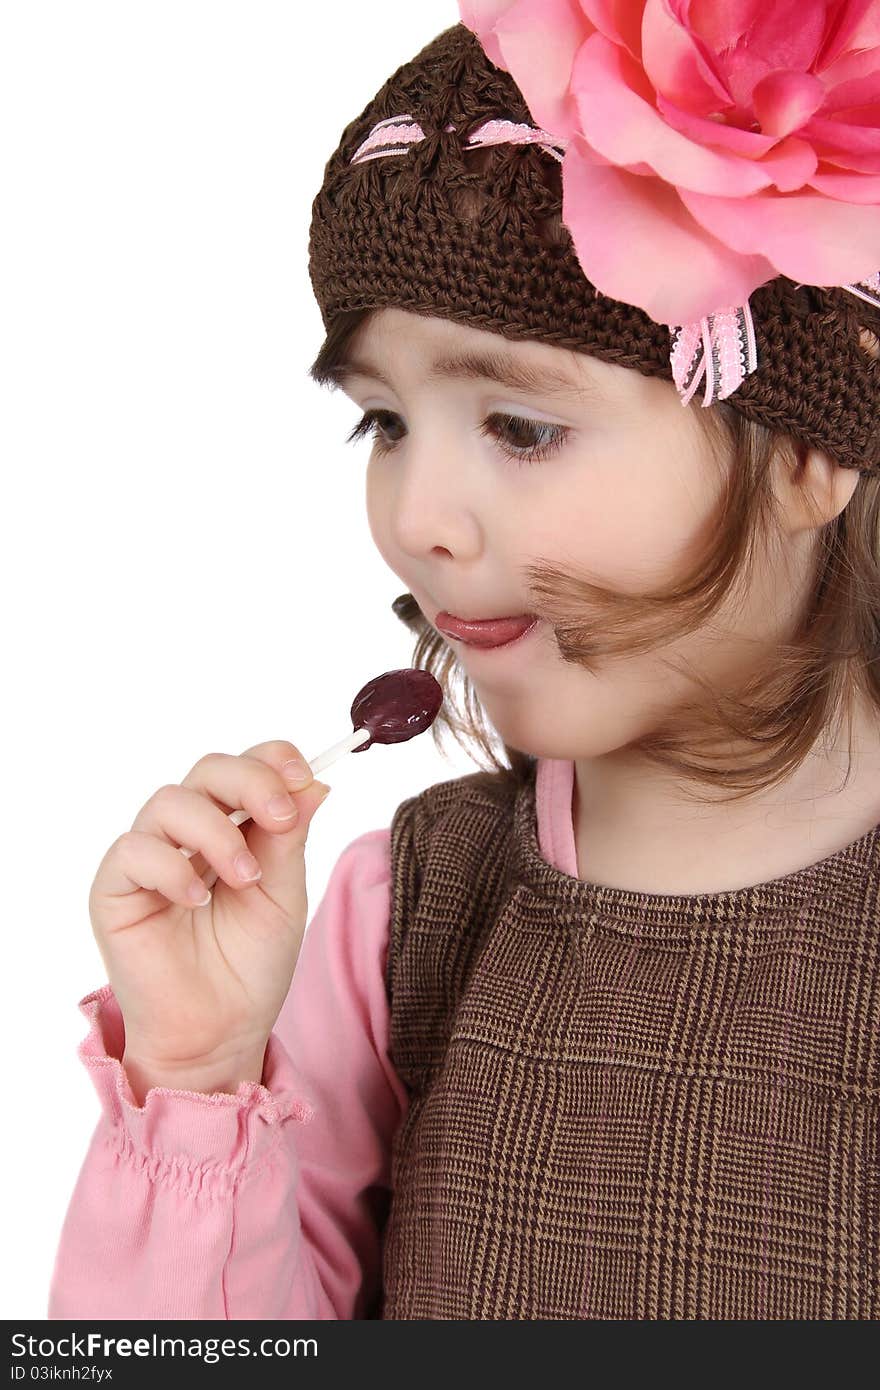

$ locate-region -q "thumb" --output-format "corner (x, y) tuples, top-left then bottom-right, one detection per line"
(241, 779), (332, 913)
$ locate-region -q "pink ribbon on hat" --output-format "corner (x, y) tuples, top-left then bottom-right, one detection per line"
(349, 116), (880, 409)
(349, 112), (567, 165)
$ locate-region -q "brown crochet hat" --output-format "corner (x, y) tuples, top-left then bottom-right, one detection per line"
(308, 22), (880, 472)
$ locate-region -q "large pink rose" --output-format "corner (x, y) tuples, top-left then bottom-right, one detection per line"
(458, 1), (880, 325)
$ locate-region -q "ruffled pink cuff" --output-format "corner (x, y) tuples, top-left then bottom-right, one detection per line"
(76, 984), (315, 1194)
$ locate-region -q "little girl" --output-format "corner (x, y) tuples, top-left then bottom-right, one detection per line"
(50, 12), (880, 1320)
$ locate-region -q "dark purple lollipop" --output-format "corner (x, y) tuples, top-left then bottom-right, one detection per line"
(350, 669), (443, 752)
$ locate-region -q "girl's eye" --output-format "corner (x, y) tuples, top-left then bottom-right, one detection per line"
(345, 409), (569, 465)
(478, 412), (569, 464)
(346, 409), (405, 453)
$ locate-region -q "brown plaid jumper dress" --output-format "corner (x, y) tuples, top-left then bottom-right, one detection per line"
(379, 767), (880, 1319)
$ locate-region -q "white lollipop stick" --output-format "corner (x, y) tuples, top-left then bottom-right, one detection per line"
(180, 726), (371, 892)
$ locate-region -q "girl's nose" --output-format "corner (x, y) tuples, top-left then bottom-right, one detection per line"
(388, 440), (483, 562)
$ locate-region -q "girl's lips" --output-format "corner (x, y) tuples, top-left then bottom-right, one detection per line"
(435, 611), (538, 648)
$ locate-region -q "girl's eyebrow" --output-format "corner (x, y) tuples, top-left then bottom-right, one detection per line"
(321, 348), (604, 402)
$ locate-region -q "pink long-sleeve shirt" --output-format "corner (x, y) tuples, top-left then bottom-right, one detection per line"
(48, 757), (576, 1320)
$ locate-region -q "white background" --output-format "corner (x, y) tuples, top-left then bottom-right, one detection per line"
(1, 0), (471, 1320)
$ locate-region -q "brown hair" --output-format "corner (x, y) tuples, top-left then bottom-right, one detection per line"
(310, 308), (880, 807)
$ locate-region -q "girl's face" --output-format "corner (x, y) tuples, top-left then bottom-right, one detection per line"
(334, 307), (842, 768)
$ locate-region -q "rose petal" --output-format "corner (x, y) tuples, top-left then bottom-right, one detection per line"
(655, 92), (780, 156)
(641, 0), (733, 114)
(679, 185), (880, 286)
(819, 68), (880, 119)
(752, 70), (826, 138)
(809, 168), (880, 202)
(491, 0), (593, 141)
(457, 1), (518, 69)
(820, 45), (880, 94)
(817, 0), (880, 70)
(815, 147), (880, 175)
(806, 114), (880, 169)
(572, 33), (774, 195)
(579, 0), (646, 61)
(733, 0), (828, 72)
(683, 0), (764, 54)
(561, 137), (776, 324)
(758, 136), (818, 191)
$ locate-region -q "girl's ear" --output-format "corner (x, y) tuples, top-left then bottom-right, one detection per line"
(783, 319), (876, 524)
(784, 441), (861, 533)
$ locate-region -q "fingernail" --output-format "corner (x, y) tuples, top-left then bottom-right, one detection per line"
(235, 851), (262, 881)
(315, 782), (332, 802)
(282, 758), (312, 788)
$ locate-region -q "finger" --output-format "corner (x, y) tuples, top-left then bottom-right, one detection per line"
(141, 745), (311, 862)
(177, 745), (311, 812)
(174, 741), (330, 915)
(214, 775), (332, 916)
(235, 739), (316, 792)
(92, 829), (216, 913)
(175, 743), (317, 833)
(180, 741), (332, 914)
(130, 782), (282, 893)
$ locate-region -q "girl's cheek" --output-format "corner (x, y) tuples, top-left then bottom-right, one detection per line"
(586, 460), (715, 587)
(364, 469), (404, 575)
(529, 482), (650, 585)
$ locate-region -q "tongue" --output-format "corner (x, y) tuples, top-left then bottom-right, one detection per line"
(436, 612), (535, 644)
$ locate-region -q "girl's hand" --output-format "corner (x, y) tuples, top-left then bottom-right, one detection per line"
(88, 741), (331, 1090)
